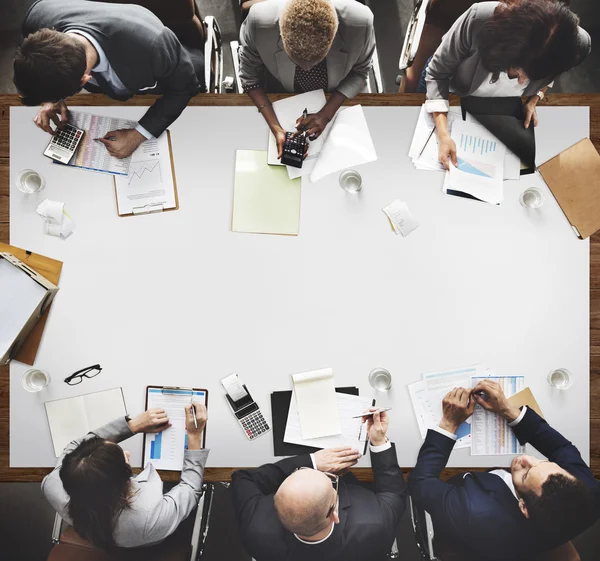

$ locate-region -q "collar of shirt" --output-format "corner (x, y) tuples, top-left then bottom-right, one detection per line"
(489, 468), (518, 500)
(294, 522), (335, 545)
(66, 30), (108, 74)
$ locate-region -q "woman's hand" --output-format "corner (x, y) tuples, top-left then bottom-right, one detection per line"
(127, 408), (171, 434)
(438, 134), (457, 170)
(523, 98), (539, 129)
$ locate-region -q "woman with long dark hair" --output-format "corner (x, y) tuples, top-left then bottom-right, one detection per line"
(421, 0), (591, 169)
(41, 404), (208, 550)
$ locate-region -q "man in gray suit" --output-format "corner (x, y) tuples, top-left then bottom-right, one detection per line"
(14, 0), (205, 159)
(239, 0), (375, 157)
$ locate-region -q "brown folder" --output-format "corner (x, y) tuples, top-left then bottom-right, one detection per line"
(538, 138), (600, 239)
(507, 386), (544, 419)
(0, 243), (63, 365)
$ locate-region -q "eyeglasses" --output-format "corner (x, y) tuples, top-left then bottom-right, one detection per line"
(294, 467), (339, 518)
(64, 364), (102, 386)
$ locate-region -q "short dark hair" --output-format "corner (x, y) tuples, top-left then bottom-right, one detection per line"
(13, 28), (87, 106)
(478, 0), (586, 83)
(60, 437), (132, 550)
(521, 473), (595, 542)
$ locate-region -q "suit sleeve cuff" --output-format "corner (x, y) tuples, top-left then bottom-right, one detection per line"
(135, 124), (154, 140)
(310, 453), (317, 469)
(369, 440), (392, 453)
(432, 425), (457, 440)
(425, 99), (450, 113)
(508, 406), (528, 427)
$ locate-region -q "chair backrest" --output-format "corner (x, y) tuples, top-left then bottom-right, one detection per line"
(204, 16), (224, 93)
(409, 496), (439, 561)
(399, 0), (431, 72)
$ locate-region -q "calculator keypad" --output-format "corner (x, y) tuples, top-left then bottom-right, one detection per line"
(50, 124), (83, 152)
(240, 410), (270, 440)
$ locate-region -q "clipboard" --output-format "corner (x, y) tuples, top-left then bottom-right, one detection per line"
(141, 385), (208, 471)
(0, 243), (63, 365)
(113, 131), (179, 217)
(538, 138), (600, 239)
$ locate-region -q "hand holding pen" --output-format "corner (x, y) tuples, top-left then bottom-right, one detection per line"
(361, 407), (390, 446)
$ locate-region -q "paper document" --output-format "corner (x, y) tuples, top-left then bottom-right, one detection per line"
(221, 373), (249, 402)
(292, 368), (341, 439)
(36, 199), (75, 239)
(143, 388), (207, 471)
(470, 375), (525, 455)
(267, 90), (331, 179)
(45, 388), (127, 457)
(382, 199), (419, 236)
(284, 391), (372, 451)
(409, 365), (483, 449)
(65, 111), (136, 176)
(114, 132), (177, 215)
(409, 105), (462, 171)
(232, 150), (301, 236)
(443, 119), (506, 205)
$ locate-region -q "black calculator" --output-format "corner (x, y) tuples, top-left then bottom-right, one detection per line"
(43, 123), (85, 164)
(281, 131), (306, 169)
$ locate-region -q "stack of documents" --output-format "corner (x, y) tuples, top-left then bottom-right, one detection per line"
(408, 365), (526, 455)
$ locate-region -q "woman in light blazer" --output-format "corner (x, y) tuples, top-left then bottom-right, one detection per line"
(422, 0), (591, 169)
(41, 404), (208, 550)
(239, 0), (375, 158)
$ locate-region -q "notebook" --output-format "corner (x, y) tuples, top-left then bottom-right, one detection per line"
(45, 388), (127, 457)
(538, 138), (600, 239)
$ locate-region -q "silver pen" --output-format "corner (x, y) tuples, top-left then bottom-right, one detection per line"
(191, 401), (198, 429)
(352, 407), (392, 419)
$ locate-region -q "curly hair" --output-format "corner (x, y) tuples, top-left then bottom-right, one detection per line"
(280, 0), (339, 67)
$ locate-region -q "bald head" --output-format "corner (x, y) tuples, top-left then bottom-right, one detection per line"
(274, 469), (336, 537)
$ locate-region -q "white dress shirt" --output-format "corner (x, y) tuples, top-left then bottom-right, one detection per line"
(67, 30), (152, 140)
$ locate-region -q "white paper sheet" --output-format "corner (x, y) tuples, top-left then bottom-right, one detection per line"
(114, 132), (177, 215)
(221, 373), (249, 402)
(291, 368), (341, 439)
(267, 90), (330, 179)
(284, 391), (372, 451)
(310, 105), (378, 183)
(45, 388), (126, 457)
(36, 199), (75, 239)
(470, 375), (526, 455)
(143, 388), (207, 471)
(382, 199), (419, 236)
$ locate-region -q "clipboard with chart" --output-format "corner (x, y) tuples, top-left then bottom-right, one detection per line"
(113, 131), (179, 216)
(142, 386), (208, 471)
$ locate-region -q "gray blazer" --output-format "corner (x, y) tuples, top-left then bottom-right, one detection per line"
(41, 417), (209, 548)
(239, 0), (375, 98)
(426, 1), (592, 103)
(23, 0), (201, 137)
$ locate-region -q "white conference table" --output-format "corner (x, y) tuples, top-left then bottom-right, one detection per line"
(9, 104), (590, 469)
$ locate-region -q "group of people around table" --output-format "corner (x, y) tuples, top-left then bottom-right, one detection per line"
(12, 0), (599, 558)
(42, 380), (599, 560)
(13, 0), (591, 167)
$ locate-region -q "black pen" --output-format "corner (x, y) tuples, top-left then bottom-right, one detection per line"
(94, 136), (118, 142)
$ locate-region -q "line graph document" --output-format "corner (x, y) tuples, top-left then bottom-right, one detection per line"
(114, 131), (177, 215)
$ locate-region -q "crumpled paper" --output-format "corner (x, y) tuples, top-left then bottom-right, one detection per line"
(36, 199), (75, 240)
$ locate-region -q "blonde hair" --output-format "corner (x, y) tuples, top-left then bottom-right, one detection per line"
(280, 0), (339, 66)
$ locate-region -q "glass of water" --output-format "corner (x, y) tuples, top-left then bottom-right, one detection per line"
(547, 368), (573, 390)
(21, 369), (51, 392)
(520, 187), (544, 208)
(16, 169), (45, 194)
(369, 368), (392, 392)
(339, 169), (362, 193)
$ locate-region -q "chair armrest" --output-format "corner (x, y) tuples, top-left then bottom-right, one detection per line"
(51, 513), (63, 545)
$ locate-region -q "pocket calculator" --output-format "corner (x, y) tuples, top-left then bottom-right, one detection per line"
(280, 131), (306, 169)
(223, 382), (270, 441)
(43, 123), (85, 164)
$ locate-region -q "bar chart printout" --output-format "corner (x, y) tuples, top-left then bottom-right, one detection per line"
(143, 388), (206, 470)
(470, 376), (525, 455)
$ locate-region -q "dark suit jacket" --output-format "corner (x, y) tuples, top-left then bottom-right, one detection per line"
(23, 0), (201, 137)
(232, 445), (407, 561)
(408, 409), (600, 561)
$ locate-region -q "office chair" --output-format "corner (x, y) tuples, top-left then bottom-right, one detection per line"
(409, 496), (441, 561)
(47, 483), (215, 561)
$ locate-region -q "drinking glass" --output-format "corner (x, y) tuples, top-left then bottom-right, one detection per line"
(339, 169), (362, 193)
(16, 169), (45, 194)
(520, 187), (544, 208)
(21, 369), (51, 392)
(368, 368), (392, 391)
(547, 368), (573, 390)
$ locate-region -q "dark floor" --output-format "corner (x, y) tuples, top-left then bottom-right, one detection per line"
(2, 0), (600, 559)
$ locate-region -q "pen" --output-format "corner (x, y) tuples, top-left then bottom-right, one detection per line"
(94, 136), (118, 142)
(417, 126), (436, 158)
(191, 402), (198, 429)
(352, 407), (393, 419)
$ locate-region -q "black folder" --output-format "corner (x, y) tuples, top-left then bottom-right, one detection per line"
(271, 386), (359, 457)
(460, 96), (536, 175)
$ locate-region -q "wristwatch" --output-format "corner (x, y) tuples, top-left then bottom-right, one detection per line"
(535, 90), (545, 101)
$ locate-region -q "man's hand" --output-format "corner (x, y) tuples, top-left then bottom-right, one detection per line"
(440, 388), (475, 434)
(295, 111), (331, 141)
(34, 101), (69, 134)
(98, 128), (145, 159)
(313, 447), (361, 473)
(127, 408), (171, 434)
(362, 408), (390, 446)
(272, 125), (287, 160)
(523, 98), (539, 129)
(472, 379), (521, 422)
(438, 134), (457, 171)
